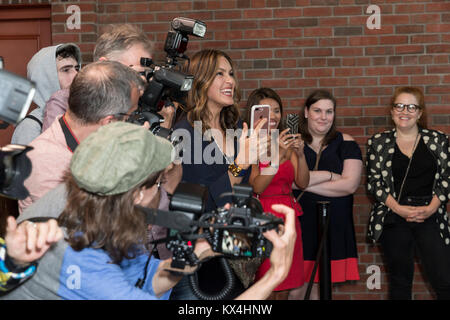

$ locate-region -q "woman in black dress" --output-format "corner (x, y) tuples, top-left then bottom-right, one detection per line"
(293, 90), (362, 299)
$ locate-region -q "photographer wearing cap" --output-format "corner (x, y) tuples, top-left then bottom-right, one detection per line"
(1, 121), (296, 300)
(18, 60), (144, 213)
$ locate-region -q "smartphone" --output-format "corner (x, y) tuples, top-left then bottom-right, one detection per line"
(250, 104), (270, 135)
(284, 113), (299, 135)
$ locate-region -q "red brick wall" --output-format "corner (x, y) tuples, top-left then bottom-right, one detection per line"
(3, 0), (449, 300)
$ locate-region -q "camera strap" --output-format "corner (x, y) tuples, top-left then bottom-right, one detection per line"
(396, 132), (420, 204)
(24, 114), (43, 129)
(58, 115), (79, 153)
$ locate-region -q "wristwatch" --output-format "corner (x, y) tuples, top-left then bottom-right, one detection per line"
(228, 162), (247, 177)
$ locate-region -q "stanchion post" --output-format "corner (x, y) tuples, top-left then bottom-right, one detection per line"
(317, 201), (331, 300)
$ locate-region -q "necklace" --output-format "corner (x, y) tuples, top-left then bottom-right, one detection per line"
(397, 131), (420, 202)
(211, 131), (234, 164)
(397, 130), (420, 158)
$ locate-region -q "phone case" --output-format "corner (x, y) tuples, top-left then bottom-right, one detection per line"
(285, 113), (299, 134)
(250, 104), (270, 134)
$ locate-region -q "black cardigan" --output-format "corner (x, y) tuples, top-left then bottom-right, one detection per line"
(366, 127), (450, 245)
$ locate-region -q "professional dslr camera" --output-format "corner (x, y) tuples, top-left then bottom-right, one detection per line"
(137, 183), (283, 271)
(0, 57), (35, 200)
(127, 17), (206, 140)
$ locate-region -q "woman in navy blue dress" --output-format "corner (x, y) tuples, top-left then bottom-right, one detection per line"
(171, 49), (269, 299)
(292, 90), (362, 299)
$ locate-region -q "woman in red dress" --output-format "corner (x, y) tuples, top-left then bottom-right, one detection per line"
(246, 88), (309, 300)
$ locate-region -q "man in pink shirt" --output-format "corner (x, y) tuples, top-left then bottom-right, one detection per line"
(19, 61), (143, 212)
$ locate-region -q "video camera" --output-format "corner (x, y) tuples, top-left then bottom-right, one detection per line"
(137, 183), (283, 271)
(127, 17), (206, 140)
(0, 57), (35, 199)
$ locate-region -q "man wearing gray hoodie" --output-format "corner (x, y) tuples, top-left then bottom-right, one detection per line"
(11, 43), (81, 145)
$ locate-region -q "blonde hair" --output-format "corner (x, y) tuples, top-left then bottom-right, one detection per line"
(93, 24), (153, 61)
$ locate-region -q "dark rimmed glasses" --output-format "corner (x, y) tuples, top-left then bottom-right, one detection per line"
(392, 103), (420, 113)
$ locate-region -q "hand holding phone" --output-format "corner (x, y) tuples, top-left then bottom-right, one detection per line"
(284, 113), (299, 135)
(250, 104), (270, 135)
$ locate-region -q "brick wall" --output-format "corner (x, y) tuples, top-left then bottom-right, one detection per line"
(3, 0), (449, 300)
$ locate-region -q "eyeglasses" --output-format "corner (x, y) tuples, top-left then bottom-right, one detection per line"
(392, 103), (420, 113)
(112, 112), (134, 122)
(142, 175), (166, 191)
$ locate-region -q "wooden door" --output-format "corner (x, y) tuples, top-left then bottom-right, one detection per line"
(0, 4), (51, 235)
(0, 5), (51, 145)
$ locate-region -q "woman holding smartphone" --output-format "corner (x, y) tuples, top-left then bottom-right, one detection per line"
(172, 49), (268, 300)
(245, 87), (309, 300)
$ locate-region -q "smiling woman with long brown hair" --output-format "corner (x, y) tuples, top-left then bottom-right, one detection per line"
(172, 49), (270, 300)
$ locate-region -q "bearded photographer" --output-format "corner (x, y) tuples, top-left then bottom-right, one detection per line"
(1, 121), (296, 300)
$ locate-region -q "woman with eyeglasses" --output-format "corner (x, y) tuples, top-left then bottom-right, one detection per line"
(366, 86), (450, 300)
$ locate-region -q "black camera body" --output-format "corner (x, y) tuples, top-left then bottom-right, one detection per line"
(0, 57), (35, 199)
(0, 145), (33, 200)
(138, 183), (283, 270)
(127, 17), (206, 141)
(211, 205), (277, 259)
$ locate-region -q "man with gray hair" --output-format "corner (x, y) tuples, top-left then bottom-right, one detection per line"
(42, 24), (163, 131)
(18, 60), (144, 213)
(94, 23), (153, 70)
